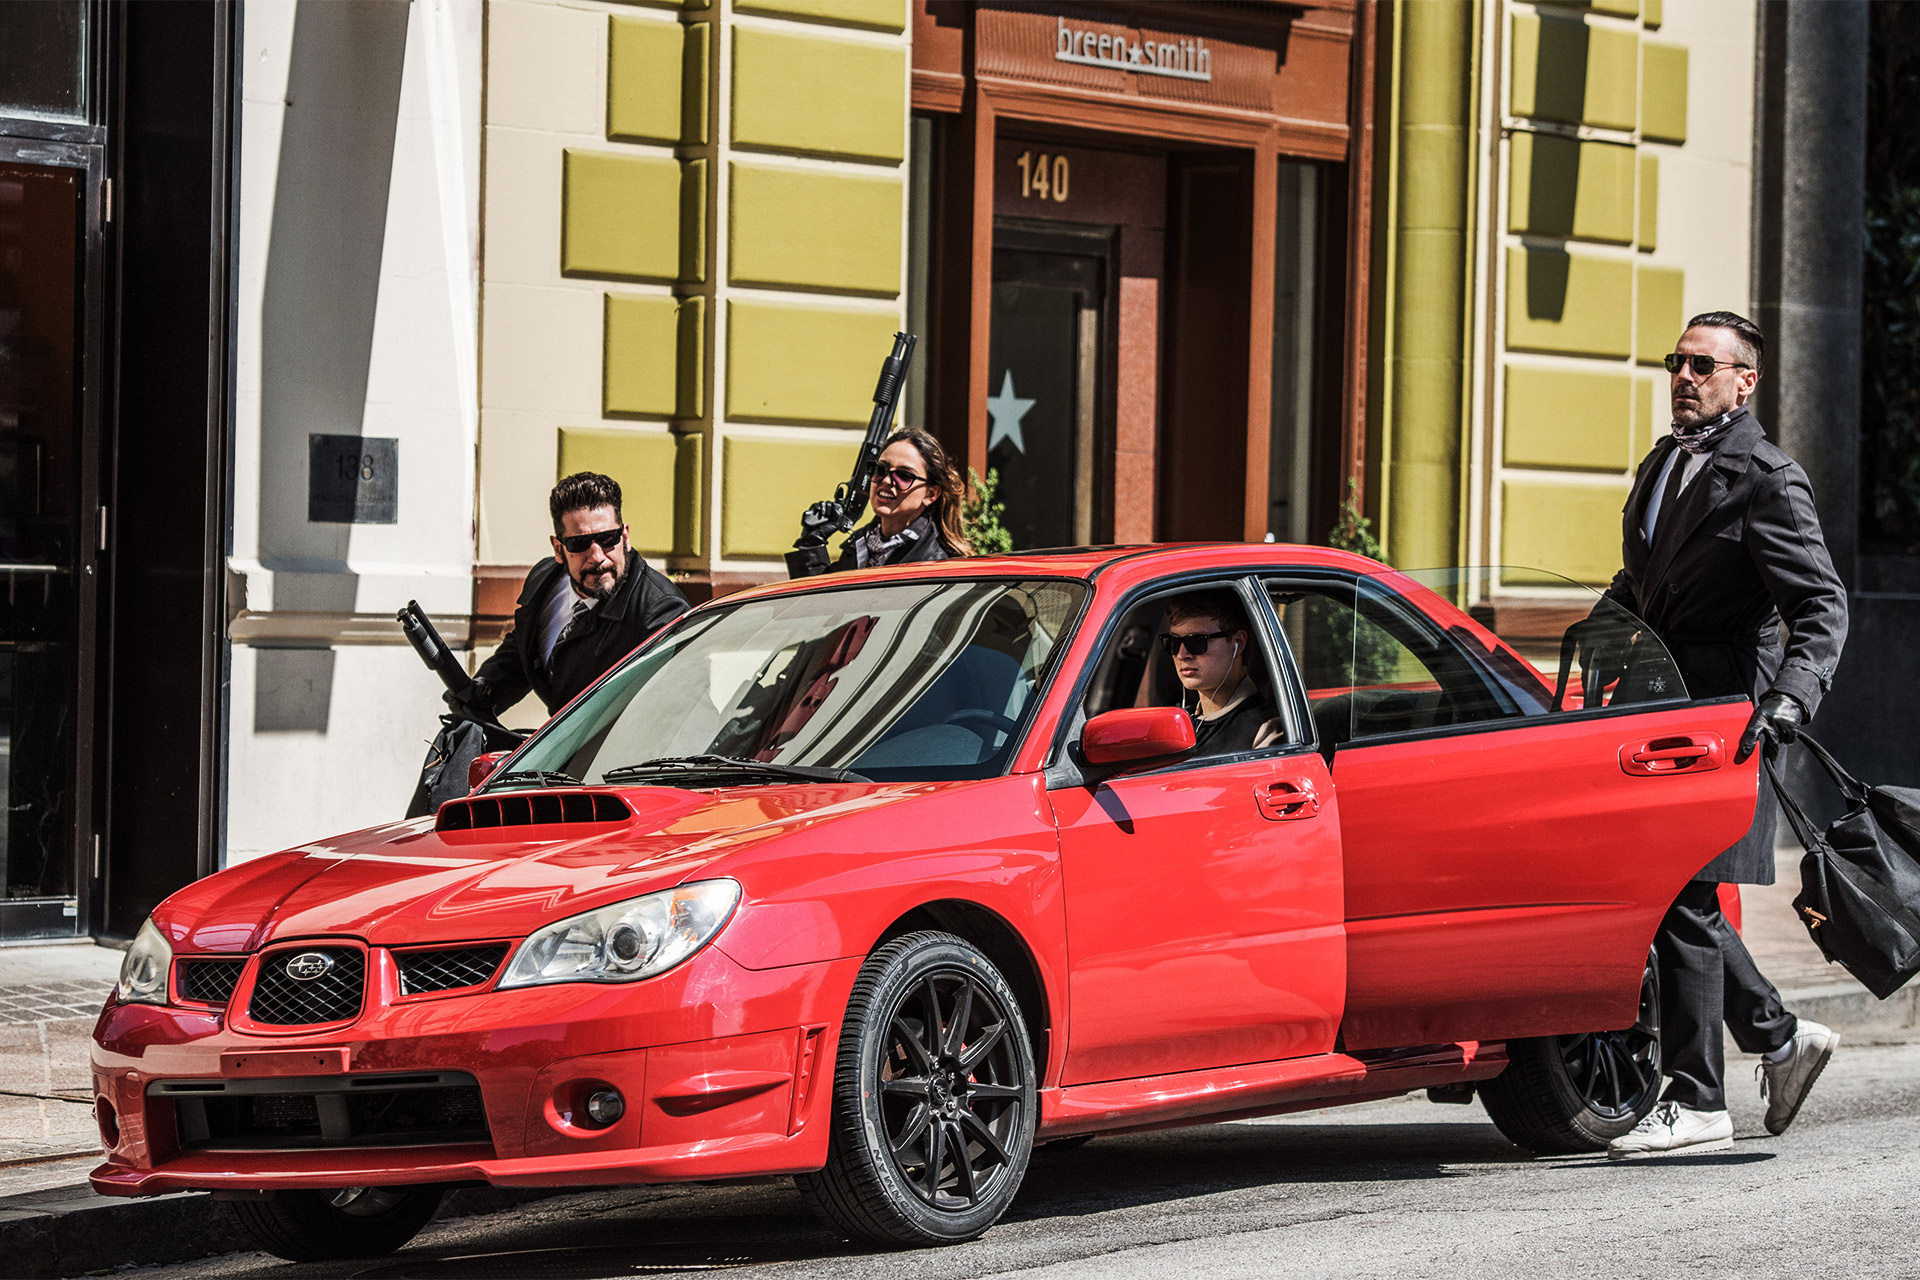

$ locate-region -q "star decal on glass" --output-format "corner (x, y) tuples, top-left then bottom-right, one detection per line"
(986, 370), (1035, 456)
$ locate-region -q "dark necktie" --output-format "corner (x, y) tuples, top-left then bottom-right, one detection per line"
(1653, 449), (1691, 541)
(553, 600), (590, 658)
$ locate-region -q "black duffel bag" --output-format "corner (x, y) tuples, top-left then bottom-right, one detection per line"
(1766, 732), (1920, 999)
(405, 715), (527, 820)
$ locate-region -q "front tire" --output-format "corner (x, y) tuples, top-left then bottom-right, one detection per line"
(226, 1185), (444, 1262)
(797, 932), (1037, 1246)
(1481, 948), (1663, 1154)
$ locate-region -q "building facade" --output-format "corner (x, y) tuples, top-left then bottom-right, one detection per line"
(0, 0), (1893, 940)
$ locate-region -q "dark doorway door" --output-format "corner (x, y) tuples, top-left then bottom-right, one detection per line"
(0, 144), (102, 940)
(987, 223), (1111, 551)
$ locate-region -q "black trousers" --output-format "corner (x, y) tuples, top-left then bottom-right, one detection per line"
(1655, 881), (1798, 1110)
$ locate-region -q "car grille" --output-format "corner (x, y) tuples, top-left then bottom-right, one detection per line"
(176, 958), (247, 1006)
(152, 1071), (491, 1151)
(395, 944), (509, 996)
(248, 947), (365, 1025)
(436, 791), (631, 832)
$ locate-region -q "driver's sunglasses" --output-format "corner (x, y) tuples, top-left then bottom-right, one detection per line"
(1663, 353), (1749, 378)
(1159, 630), (1231, 657)
(873, 465), (925, 492)
(558, 527), (623, 555)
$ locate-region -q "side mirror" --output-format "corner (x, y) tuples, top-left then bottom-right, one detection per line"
(1080, 707), (1195, 769)
(469, 751), (511, 792)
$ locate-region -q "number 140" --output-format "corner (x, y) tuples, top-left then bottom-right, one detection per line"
(1016, 150), (1070, 203)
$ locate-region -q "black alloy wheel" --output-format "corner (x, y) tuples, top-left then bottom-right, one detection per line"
(1556, 958), (1662, 1122)
(1480, 948), (1664, 1154)
(798, 932), (1037, 1246)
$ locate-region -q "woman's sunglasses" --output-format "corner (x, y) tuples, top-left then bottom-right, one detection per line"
(1159, 630), (1231, 657)
(873, 466), (926, 492)
(558, 527), (623, 555)
(1662, 353), (1749, 378)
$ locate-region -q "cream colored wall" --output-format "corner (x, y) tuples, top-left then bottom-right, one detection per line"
(1473, 0), (1755, 591)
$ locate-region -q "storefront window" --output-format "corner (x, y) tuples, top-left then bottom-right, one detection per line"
(0, 2), (91, 123)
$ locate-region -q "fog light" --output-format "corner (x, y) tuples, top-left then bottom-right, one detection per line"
(583, 1087), (625, 1128)
(96, 1098), (119, 1148)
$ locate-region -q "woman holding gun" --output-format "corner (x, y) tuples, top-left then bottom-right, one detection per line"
(806, 428), (972, 573)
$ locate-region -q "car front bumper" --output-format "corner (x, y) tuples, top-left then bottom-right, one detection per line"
(89, 947), (859, 1196)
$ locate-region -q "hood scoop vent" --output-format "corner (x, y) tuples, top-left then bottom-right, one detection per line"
(437, 791), (632, 832)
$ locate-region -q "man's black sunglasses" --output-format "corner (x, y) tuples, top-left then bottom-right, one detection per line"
(1159, 630), (1232, 657)
(1663, 353), (1749, 378)
(558, 527), (623, 555)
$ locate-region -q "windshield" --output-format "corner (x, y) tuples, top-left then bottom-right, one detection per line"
(500, 578), (1088, 785)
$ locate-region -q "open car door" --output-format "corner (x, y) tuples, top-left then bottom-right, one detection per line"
(1265, 567), (1759, 1051)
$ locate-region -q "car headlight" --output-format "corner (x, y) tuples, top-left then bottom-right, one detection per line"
(117, 918), (173, 1006)
(498, 880), (740, 989)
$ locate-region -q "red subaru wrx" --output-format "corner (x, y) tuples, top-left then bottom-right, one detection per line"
(91, 545), (1758, 1260)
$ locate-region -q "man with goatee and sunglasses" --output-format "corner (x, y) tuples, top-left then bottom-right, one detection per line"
(459, 472), (689, 721)
(1587, 312), (1847, 1159)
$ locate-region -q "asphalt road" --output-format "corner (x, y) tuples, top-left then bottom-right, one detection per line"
(137, 1041), (1920, 1280)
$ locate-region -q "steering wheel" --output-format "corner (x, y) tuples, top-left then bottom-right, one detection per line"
(947, 708), (1020, 737)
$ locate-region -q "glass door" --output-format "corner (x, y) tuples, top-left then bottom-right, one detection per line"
(987, 222), (1112, 551)
(0, 144), (99, 938)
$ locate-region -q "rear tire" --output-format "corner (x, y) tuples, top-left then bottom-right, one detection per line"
(1481, 948), (1663, 1154)
(226, 1185), (444, 1261)
(796, 931), (1037, 1247)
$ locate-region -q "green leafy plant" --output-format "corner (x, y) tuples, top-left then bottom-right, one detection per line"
(962, 467), (1013, 556)
(1327, 477), (1386, 564)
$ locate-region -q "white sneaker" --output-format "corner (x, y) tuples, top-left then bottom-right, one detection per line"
(1759, 1019), (1838, 1136)
(1607, 1101), (1734, 1159)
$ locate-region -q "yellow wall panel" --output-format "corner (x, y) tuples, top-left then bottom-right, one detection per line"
(1633, 373), (1661, 463)
(723, 436), (861, 557)
(604, 293), (704, 418)
(1641, 42), (1689, 143)
(728, 300), (900, 424)
(732, 27), (905, 162)
(1505, 247), (1633, 358)
(607, 16), (700, 145)
(1502, 479), (1632, 585)
(1637, 150), (1658, 252)
(1589, 0), (1639, 16)
(1507, 133), (1635, 244)
(562, 150), (704, 283)
(559, 427), (671, 555)
(734, 0), (905, 33)
(1503, 365), (1634, 471)
(729, 162), (902, 295)
(1510, 13), (1638, 132)
(1635, 264), (1686, 365)
(1644, 0), (1663, 27)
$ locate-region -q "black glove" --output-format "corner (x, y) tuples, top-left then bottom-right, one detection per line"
(443, 676), (495, 721)
(1735, 692), (1804, 764)
(1568, 617), (1629, 709)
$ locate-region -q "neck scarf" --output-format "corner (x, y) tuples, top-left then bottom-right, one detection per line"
(1670, 408), (1741, 455)
(855, 514), (934, 568)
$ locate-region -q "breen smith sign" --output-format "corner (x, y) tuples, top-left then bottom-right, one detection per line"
(1055, 16), (1212, 83)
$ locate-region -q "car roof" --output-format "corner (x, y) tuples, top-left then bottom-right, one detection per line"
(715, 543), (1390, 605)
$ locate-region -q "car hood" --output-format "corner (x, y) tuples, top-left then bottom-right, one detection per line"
(153, 782), (929, 951)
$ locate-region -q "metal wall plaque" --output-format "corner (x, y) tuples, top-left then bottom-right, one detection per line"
(308, 435), (398, 524)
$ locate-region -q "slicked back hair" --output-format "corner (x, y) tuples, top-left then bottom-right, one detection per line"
(1685, 310), (1766, 378)
(550, 471), (623, 535)
(1165, 589), (1251, 638)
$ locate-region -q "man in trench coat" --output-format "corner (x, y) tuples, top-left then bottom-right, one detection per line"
(1592, 311), (1848, 1158)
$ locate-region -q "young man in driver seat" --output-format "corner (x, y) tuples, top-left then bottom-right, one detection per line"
(1162, 591), (1282, 757)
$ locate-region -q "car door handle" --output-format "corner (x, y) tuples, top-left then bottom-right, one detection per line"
(1256, 780), (1321, 820)
(1619, 734), (1724, 776)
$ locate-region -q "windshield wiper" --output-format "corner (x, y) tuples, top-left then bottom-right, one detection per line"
(599, 755), (869, 786)
(485, 769), (582, 790)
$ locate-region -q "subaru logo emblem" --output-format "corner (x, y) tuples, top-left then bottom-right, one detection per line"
(284, 952), (333, 982)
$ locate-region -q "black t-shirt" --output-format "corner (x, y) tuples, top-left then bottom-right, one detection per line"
(1190, 685), (1277, 757)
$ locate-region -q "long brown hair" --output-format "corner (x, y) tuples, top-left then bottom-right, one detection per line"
(880, 427), (972, 555)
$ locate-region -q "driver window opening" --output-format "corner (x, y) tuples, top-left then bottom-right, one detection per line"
(1080, 585), (1291, 760)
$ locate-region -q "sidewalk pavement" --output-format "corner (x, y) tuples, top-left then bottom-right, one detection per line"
(0, 875), (1910, 1276)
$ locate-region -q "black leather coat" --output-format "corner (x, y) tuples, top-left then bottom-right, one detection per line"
(1602, 409), (1848, 883)
(474, 555), (689, 717)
